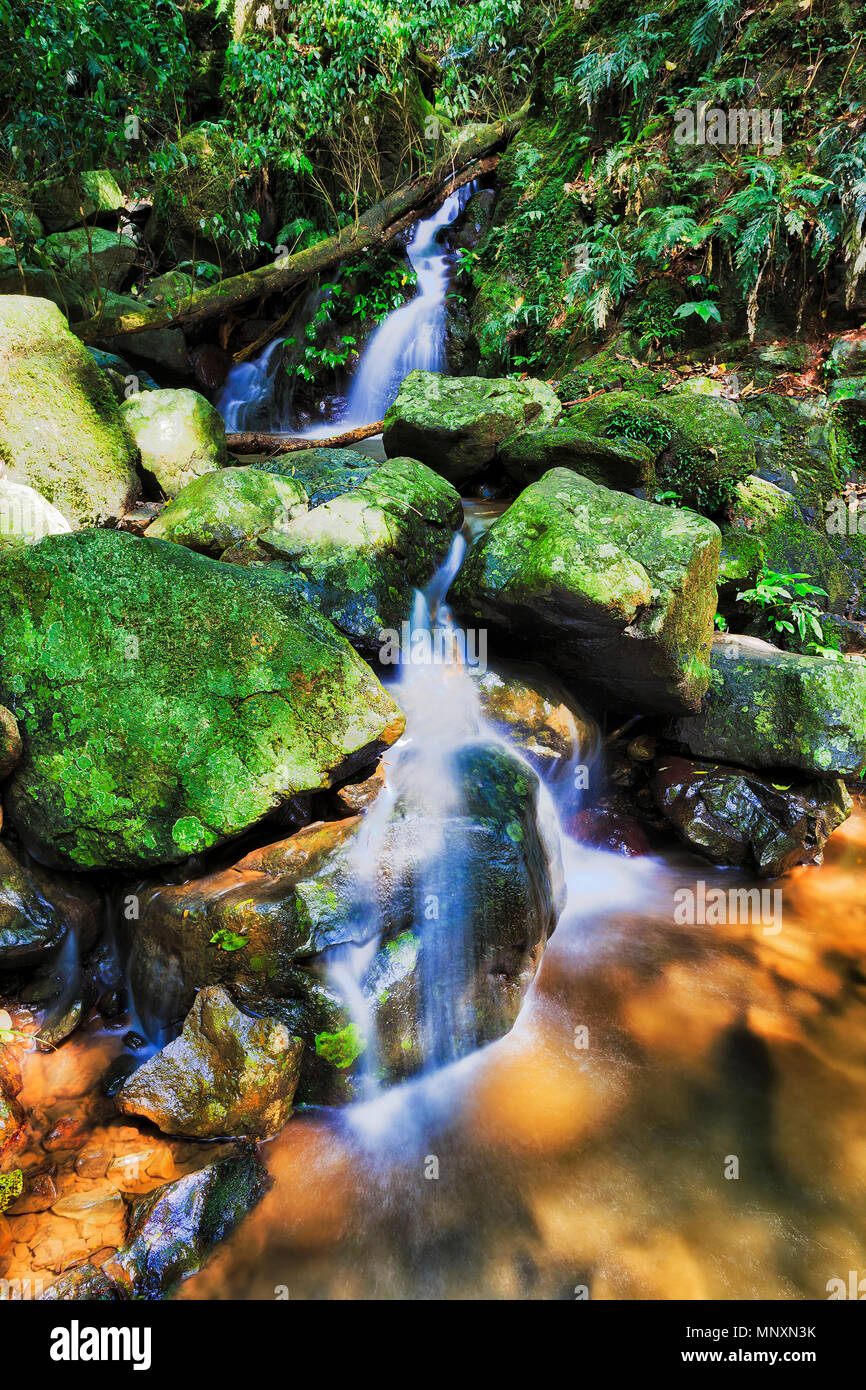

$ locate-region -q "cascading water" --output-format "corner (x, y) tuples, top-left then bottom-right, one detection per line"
(321, 527), (610, 1088)
(214, 184), (475, 437)
(339, 183), (475, 429)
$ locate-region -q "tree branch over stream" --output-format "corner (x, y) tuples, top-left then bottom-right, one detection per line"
(71, 104), (530, 346)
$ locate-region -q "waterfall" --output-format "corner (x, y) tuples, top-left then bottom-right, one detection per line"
(215, 185), (474, 437)
(339, 183), (475, 429)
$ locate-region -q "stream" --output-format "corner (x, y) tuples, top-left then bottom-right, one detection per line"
(4, 166), (865, 1308)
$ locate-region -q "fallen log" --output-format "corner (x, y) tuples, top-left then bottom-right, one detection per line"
(73, 104), (528, 346)
(227, 420), (385, 455)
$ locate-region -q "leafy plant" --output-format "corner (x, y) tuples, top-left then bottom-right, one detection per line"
(736, 567), (828, 649)
(209, 928), (247, 952)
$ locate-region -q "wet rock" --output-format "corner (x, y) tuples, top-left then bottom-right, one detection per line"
(473, 661), (599, 782)
(0, 478), (72, 550)
(0, 529), (405, 872)
(101, 1055), (143, 1099)
(333, 761), (386, 813)
(250, 456), (463, 654)
(249, 447), (382, 507)
(567, 389), (755, 510)
(33, 169), (125, 234)
(103, 1151), (270, 1299)
(567, 808), (651, 856)
(146, 465), (307, 555)
(120, 387), (227, 498)
(0, 1043), (25, 1159)
(0, 296), (142, 526)
(40, 1262), (123, 1300)
(651, 755), (851, 877)
(116, 987), (302, 1139)
(43, 228), (137, 296)
(383, 371), (561, 485)
(674, 634), (866, 777)
(190, 342), (232, 392)
(0, 843), (102, 969)
(125, 743), (562, 1096)
(0, 705), (22, 781)
(499, 425), (655, 492)
(450, 469), (721, 714)
(121, 818), (366, 1026)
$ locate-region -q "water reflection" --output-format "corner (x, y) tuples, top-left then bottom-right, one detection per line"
(179, 807), (866, 1300)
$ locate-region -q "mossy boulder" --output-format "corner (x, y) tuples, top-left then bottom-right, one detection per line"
(0, 529), (405, 872)
(0, 296), (142, 525)
(0, 478), (71, 548)
(32, 169), (124, 234)
(95, 292), (190, 375)
(151, 125), (244, 264)
(450, 469), (721, 713)
(652, 755), (851, 878)
(120, 818), (365, 1036)
(122, 742), (562, 1098)
(120, 387), (227, 497)
(499, 423), (655, 491)
(674, 634), (866, 777)
(249, 447), (382, 507)
(567, 390), (756, 511)
(718, 474), (853, 610)
(247, 456), (463, 654)
(43, 227), (137, 296)
(146, 466), (307, 556)
(382, 370), (562, 485)
(0, 261), (88, 321)
(116, 986), (303, 1139)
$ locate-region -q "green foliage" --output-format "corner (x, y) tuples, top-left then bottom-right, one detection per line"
(286, 256), (416, 381)
(736, 566), (828, 651)
(210, 927), (248, 952)
(0, 0), (193, 178)
(315, 1023), (367, 1069)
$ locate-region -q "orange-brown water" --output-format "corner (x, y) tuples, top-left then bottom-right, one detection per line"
(4, 807), (865, 1300)
(176, 805), (866, 1300)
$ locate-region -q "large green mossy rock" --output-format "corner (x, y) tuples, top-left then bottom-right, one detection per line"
(43, 227), (137, 296)
(674, 634), (866, 777)
(120, 387), (227, 497)
(0, 296), (142, 525)
(499, 423), (655, 491)
(567, 389), (755, 510)
(146, 466), (307, 555)
(0, 478), (71, 549)
(450, 469), (721, 713)
(382, 370), (561, 485)
(0, 530), (405, 872)
(249, 447), (382, 507)
(718, 474), (853, 609)
(116, 986), (303, 1139)
(249, 456), (463, 654)
(32, 169), (124, 234)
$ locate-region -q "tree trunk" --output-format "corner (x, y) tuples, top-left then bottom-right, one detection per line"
(72, 104), (528, 346)
(226, 421), (385, 456)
